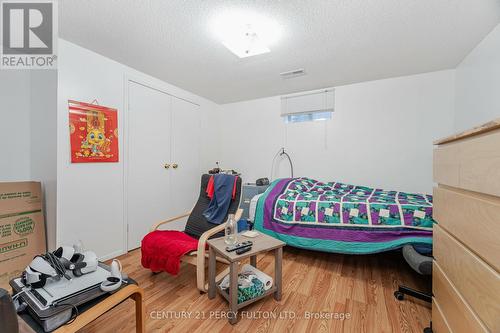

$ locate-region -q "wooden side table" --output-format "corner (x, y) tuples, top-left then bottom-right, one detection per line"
(207, 233), (285, 324)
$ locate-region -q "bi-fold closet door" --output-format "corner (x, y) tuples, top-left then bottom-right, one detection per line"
(127, 81), (200, 250)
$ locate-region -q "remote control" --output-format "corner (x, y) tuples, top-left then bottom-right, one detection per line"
(235, 246), (252, 255)
(225, 241), (253, 252)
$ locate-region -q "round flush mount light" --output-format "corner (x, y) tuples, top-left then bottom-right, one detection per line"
(210, 9), (282, 58)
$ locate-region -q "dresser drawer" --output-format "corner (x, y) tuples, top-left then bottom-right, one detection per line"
(434, 225), (500, 332)
(432, 299), (452, 333)
(433, 186), (500, 271)
(433, 128), (500, 197)
(433, 144), (460, 188)
(433, 261), (488, 333)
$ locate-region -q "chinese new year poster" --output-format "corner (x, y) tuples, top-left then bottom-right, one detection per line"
(68, 100), (119, 163)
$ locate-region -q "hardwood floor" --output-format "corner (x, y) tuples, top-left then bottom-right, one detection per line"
(79, 247), (431, 333)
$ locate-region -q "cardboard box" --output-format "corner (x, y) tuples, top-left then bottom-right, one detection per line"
(0, 182), (46, 291)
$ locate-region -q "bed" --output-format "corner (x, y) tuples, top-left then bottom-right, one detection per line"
(252, 177), (434, 254)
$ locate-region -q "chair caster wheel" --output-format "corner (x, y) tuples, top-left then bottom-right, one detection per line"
(423, 327), (433, 333)
(394, 291), (404, 301)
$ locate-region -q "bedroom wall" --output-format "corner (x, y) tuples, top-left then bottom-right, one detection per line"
(57, 39), (219, 259)
(217, 70), (456, 194)
(0, 71), (32, 181)
(30, 71), (58, 250)
(454, 23), (500, 131)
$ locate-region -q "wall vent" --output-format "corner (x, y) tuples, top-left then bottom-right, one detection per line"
(280, 68), (306, 79)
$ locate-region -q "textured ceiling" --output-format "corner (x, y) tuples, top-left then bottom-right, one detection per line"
(59, 0), (500, 104)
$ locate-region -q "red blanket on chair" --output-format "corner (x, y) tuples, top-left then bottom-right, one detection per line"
(141, 230), (198, 275)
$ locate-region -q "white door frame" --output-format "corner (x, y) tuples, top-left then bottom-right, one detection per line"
(122, 75), (200, 253)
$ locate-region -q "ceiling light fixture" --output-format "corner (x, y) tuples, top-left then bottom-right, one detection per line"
(211, 10), (282, 58)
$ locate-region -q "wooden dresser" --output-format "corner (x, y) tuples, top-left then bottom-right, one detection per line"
(432, 119), (500, 333)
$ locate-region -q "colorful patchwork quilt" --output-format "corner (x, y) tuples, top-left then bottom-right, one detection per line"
(254, 178), (434, 254)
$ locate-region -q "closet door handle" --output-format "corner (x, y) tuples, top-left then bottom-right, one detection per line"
(172, 163), (178, 169)
(164, 163), (171, 169)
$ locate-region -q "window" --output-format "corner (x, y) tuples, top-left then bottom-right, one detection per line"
(283, 111), (332, 123)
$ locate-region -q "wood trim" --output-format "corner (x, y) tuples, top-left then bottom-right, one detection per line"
(434, 118), (500, 145)
(433, 225), (500, 332)
(433, 262), (488, 333)
(433, 186), (500, 272)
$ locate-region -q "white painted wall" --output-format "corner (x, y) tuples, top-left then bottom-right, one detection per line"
(217, 70), (456, 194)
(57, 39), (219, 259)
(30, 70), (58, 250)
(0, 71), (32, 181)
(455, 23), (500, 131)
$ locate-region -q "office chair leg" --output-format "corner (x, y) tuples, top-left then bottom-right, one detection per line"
(394, 285), (432, 303)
